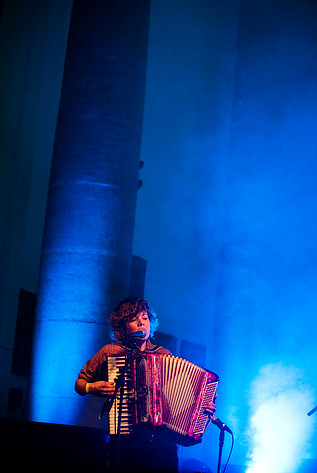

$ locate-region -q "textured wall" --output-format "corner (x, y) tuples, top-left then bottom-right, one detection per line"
(219, 1), (317, 468)
(134, 0), (317, 469)
(29, 0), (150, 426)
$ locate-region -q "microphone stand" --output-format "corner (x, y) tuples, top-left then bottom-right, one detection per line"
(99, 341), (138, 421)
(210, 417), (232, 473)
(98, 339), (139, 469)
(307, 405), (317, 416)
(115, 379), (125, 467)
(98, 340), (138, 468)
(216, 427), (225, 473)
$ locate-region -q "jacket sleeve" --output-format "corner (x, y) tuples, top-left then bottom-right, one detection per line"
(77, 346), (109, 382)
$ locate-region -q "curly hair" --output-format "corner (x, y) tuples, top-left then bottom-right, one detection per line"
(109, 297), (159, 343)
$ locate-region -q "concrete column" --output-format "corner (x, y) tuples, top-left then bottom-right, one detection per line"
(29, 0), (150, 426)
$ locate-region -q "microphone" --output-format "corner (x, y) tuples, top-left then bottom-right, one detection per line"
(211, 416), (233, 434)
(128, 328), (147, 339)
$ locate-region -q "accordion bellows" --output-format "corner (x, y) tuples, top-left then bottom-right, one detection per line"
(107, 353), (219, 446)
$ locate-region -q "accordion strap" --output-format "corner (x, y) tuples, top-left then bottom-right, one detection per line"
(145, 344), (163, 353)
(114, 342), (167, 354)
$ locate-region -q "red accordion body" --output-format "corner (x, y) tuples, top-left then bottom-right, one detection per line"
(107, 353), (219, 446)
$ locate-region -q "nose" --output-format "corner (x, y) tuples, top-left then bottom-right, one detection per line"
(138, 317), (145, 326)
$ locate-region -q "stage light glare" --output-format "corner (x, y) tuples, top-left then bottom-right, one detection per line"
(245, 363), (316, 473)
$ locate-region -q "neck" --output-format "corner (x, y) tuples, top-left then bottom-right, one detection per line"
(138, 339), (147, 351)
(121, 338), (148, 351)
(133, 338), (147, 351)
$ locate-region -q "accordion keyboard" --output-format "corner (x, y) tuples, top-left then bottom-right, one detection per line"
(107, 355), (136, 435)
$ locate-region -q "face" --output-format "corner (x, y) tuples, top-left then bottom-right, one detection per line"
(126, 310), (150, 341)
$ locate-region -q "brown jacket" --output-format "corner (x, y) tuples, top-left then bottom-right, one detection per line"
(78, 340), (171, 383)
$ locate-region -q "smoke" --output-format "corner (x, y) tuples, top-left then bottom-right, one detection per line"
(246, 363), (316, 473)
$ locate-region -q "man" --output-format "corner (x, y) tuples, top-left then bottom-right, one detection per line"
(75, 297), (216, 472)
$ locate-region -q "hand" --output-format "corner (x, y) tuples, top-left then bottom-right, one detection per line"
(205, 401), (216, 416)
(88, 381), (116, 397)
(205, 394), (217, 416)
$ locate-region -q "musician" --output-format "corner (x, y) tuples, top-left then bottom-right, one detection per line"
(75, 297), (216, 472)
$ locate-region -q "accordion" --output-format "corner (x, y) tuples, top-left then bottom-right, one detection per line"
(107, 353), (219, 446)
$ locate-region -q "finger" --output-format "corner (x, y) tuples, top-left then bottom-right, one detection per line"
(103, 386), (115, 393)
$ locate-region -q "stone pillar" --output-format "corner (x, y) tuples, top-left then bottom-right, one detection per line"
(29, 0), (150, 426)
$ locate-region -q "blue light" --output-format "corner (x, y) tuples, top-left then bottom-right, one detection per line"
(245, 364), (316, 473)
(30, 317), (108, 425)
(28, 0), (149, 426)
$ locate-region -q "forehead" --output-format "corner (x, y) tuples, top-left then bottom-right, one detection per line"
(129, 310), (148, 321)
